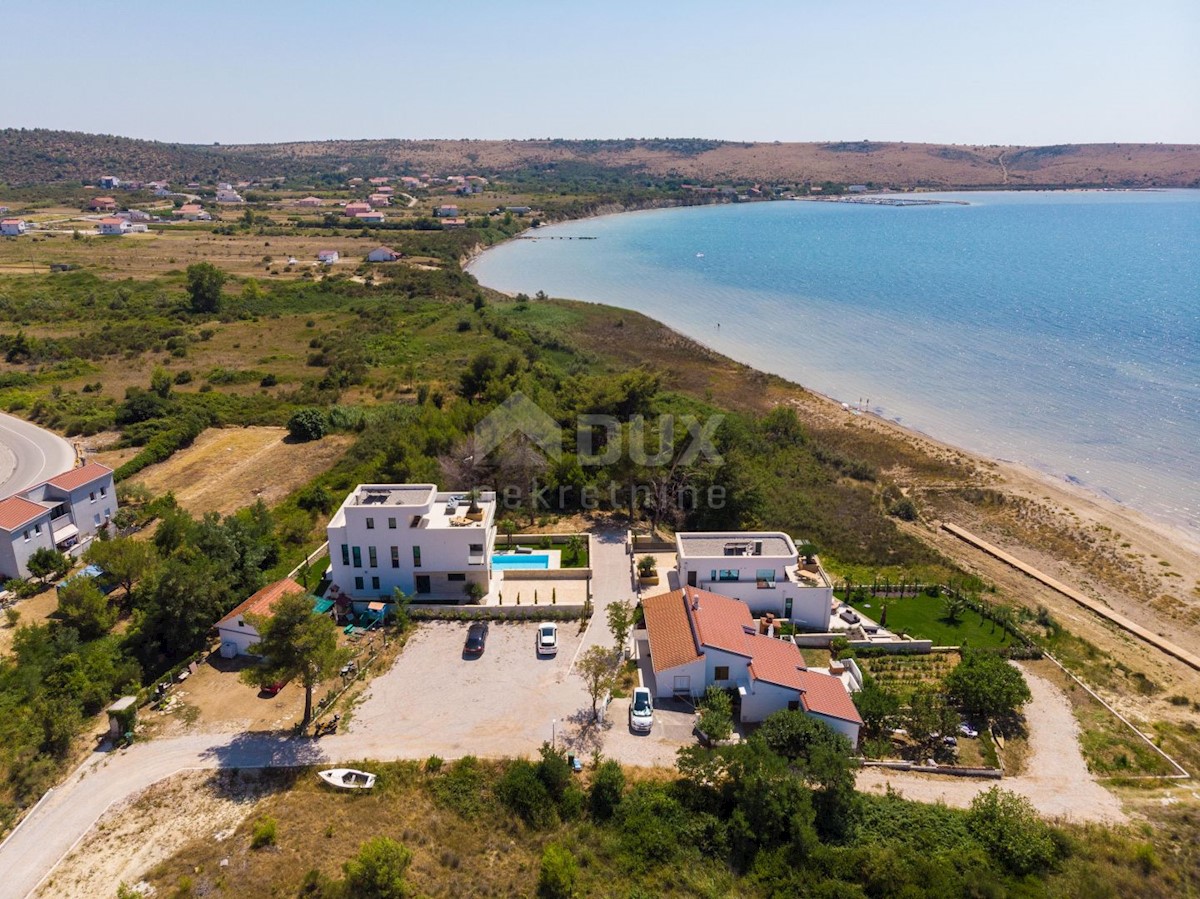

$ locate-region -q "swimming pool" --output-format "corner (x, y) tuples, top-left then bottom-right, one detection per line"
(492, 553), (551, 570)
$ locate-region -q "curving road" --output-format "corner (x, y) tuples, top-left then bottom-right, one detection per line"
(0, 412), (76, 499)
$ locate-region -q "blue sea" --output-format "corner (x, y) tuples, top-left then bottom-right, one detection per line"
(468, 191), (1200, 538)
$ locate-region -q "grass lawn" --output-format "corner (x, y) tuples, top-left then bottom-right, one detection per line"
(850, 593), (1013, 649)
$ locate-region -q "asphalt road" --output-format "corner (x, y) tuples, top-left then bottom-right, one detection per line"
(0, 412), (76, 499)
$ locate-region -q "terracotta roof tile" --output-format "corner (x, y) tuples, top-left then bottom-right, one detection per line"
(0, 495), (50, 531)
(745, 633), (808, 690)
(46, 462), (112, 492)
(217, 578), (308, 627)
(797, 669), (863, 724)
(641, 590), (701, 673)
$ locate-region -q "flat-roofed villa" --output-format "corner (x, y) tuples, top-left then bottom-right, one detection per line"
(326, 484), (497, 610)
(675, 531), (832, 630)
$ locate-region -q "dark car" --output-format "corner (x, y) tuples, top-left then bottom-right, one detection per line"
(464, 621), (489, 656)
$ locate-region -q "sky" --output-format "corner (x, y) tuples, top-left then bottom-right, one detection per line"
(1, 0), (1197, 146)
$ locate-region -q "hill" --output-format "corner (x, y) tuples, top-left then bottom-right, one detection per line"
(2, 129), (1199, 189)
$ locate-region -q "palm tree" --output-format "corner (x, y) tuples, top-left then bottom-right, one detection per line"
(565, 534), (584, 567)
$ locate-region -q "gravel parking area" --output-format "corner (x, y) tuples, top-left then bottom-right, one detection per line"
(346, 621), (592, 758)
(602, 695), (697, 767)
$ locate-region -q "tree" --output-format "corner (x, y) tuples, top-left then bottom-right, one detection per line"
(944, 650), (1032, 724)
(852, 675), (900, 740)
(537, 843), (578, 899)
(56, 577), (117, 639)
(149, 366), (172, 399)
(606, 599), (633, 656)
(186, 262), (226, 314)
(134, 553), (229, 666)
(27, 548), (69, 583)
(564, 533), (583, 566)
(85, 536), (155, 601)
(942, 593), (967, 624)
(697, 685), (734, 743)
(576, 646), (618, 721)
(589, 758), (625, 820)
(241, 591), (348, 726)
(967, 787), (1060, 875)
(904, 684), (960, 755)
(342, 836), (414, 899)
(287, 408), (326, 442)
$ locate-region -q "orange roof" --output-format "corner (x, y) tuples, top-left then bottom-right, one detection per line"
(797, 669), (863, 724)
(746, 632), (808, 690)
(217, 577), (307, 627)
(0, 495), (50, 531)
(46, 462), (112, 492)
(642, 590), (702, 673)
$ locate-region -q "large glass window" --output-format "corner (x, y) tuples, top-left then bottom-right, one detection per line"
(391, 546), (399, 568)
(341, 544), (350, 566)
(352, 546), (362, 568)
(756, 568), (777, 588)
(368, 546), (377, 567)
(412, 546), (422, 568)
(715, 569), (740, 582)
(366, 517), (375, 530)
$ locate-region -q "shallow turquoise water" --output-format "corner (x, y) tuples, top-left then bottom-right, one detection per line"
(468, 191), (1200, 537)
(492, 553), (551, 570)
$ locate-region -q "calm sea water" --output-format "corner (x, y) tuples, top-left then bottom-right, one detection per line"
(468, 191), (1200, 537)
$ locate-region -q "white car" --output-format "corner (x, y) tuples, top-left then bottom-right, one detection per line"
(536, 623), (559, 656)
(629, 687), (653, 733)
(958, 723), (979, 738)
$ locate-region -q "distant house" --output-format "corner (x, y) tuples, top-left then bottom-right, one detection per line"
(317, 249), (339, 264)
(641, 587), (862, 743)
(847, 184), (868, 193)
(344, 201), (373, 217)
(368, 177), (390, 186)
(1, 219), (27, 236)
(376, 185), (394, 195)
(355, 211), (385, 223)
(441, 217), (467, 229)
(216, 577), (310, 657)
(367, 246), (401, 263)
(99, 175), (121, 189)
(400, 176), (424, 189)
(215, 187), (244, 204)
(153, 187), (173, 198)
(89, 196), (117, 212)
(174, 204), (211, 221)
(97, 217), (129, 235)
(368, 193), (391, 207)
(124, 209), (152, 222)
(296, 196), (324, 207)
(504, 206), (532, 215)
(435, 204), (459, 217)
(0, 462), (119, 578)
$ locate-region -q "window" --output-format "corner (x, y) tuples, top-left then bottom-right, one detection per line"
(371, 576), (380, 590)
(368, 546), (377, 567)
(238, 619), (245, 627)
(410, 515), (422, 528)
(391, 546), (399, 569)
(714, 666), (730, 681)
(93, 513), (101, 525)
(366, 517), (375, 530)
(412, 546), (421, 568)
(22, 529), (30, 541)
(34, 524), (41, 535)
(352, 546), (362, 568)
(100, 486), (107, 497)
(355, 576), (364, 590)
(715, 569), (740, 582)
(89, 491), (96, 503)
(388, 517), (396, 529)
(447, 573), (466, 582)
(341, 544), (350, 566)
(787, 700), (801, 711)
(756, 568), (777, 589)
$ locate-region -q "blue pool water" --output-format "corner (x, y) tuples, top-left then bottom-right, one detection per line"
(492, 553), (551, 570)
(469, 191), (1200, 537)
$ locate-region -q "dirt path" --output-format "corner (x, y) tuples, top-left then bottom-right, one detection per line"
(857, 664), (1127, 823)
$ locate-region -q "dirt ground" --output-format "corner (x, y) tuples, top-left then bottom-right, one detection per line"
(0, 585), (59, 655)
(92, 427), (351, 517)
(857, 665), (1128, 824)
(34, 769), (276, 899)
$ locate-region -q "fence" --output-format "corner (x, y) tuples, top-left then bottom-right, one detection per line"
(409, 604), (589, 621)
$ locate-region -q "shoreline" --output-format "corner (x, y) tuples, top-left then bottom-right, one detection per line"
(464, 195), (1198, 546)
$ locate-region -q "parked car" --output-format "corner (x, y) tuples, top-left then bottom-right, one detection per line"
(536, 623), (559, 656)
(839, 607), (861, 624)
(264, 679), (288, 696)
(464, 621), (489, 657)
(958, 723), (979, 738)
(629, 687), (654, 733)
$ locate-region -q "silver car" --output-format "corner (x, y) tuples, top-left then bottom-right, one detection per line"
(629, 687), (653, 733)
(536, 623), (559, 656)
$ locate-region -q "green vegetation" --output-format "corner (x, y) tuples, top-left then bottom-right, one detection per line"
(848, 591), (1015, 648)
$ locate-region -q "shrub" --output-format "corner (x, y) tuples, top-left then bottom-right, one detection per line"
(250, 815), (277, 849)
(287, 408), (327, 442)
(342, 836), (413, 898)
(589, 759), (625, 820)
(967, 787), (1060, 875)
(697, 686), (734, 743)
(497, 759), (555, 828)
(537, 843), (578, 899)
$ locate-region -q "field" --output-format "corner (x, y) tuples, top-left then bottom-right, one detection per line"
(92, 426), (353, 518)
(848, 592), (1015, 649)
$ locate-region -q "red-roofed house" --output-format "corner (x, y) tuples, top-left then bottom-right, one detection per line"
(1, 462), (118, 579)
(217, 577), (309, 656)
(296, 196), (324, 208)
(368, 193), (391, 207)
(344, 202), (372, 217)
(1, 219), (27, 236)
(367, 246), (402, 263)
(89, 196), (117, 211)
(98, 217), (129, 235)
(641, 587), (861, 743)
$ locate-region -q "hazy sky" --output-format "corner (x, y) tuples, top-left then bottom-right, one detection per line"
(2, 0), (1197, 145)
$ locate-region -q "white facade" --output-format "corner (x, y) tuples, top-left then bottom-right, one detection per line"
(327, 484), (497, 606)
(216, 188), (244, 203)
(317, 250), (339, 263)
(675, 532), (832, 630)
(98, 219), (129, 235)
(1, 219), (26, 236)
(367, 247), (401, 262)
(0, 499), (56, 580)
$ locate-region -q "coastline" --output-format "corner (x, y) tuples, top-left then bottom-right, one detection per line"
(466, 203), (1200, 656)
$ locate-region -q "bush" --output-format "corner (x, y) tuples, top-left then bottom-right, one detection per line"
(251, 815), (277, 849)
(287, 408), (327, 442)
(537, 843), (578, 899)
(967, 787), (1060, 875)
(497, 759), (555, 828)
(342, 836), (413, 898)
(697, 686), (734, 743)
(589, 759), (625, 820)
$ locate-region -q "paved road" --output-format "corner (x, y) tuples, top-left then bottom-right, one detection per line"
(0, 412), (75, 499)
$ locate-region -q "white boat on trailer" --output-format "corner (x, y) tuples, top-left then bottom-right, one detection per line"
(318, 768), (377, 790)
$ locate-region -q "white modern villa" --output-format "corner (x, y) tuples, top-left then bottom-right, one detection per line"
(674, 531), (833, 630)
(326, 484), (497, 608)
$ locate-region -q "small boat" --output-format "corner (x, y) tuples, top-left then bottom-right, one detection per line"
(318, 768), (376, 790)
(695, 252), (704, 257)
